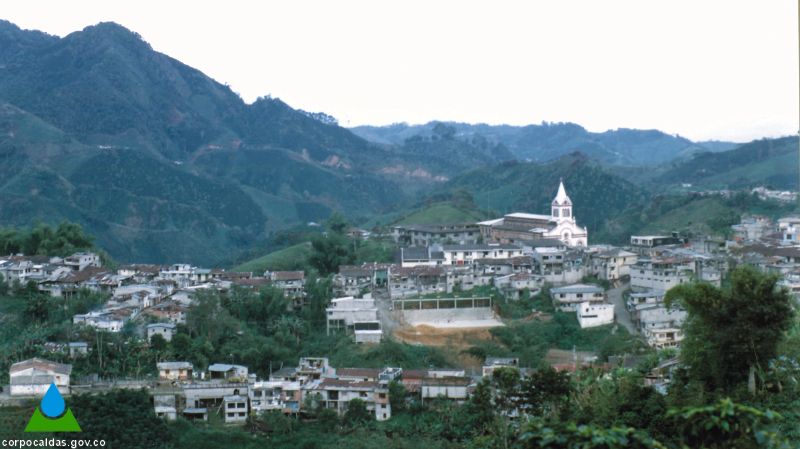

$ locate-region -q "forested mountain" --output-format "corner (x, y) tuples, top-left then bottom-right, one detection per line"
(352, 121), (733, 166)
(0, 21), (447, 263)
(654, 136), (798, 190)
(0, 19), (789, 264)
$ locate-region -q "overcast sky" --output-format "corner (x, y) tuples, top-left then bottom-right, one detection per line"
(3, 0), (798, 142)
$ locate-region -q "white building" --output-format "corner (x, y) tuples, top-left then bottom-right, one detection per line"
(630, 258), (693, 292)
(550, 284), (605, 311)
(576, 302), (614, 328)
(147, 322), (176, 342)
(590, 249), (638, 281)
(223, 395), (249, 423)
(158, 361), (193, 381)
(9, 358), (72, 396)
(326, 297), (382, 342)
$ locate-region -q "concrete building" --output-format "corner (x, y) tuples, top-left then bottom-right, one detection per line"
(158, 361), (193, 381)
(630, 258), (693, 292)
(147, 322), (176, 342)
(208, 364), (249, 381)
(326, 296), (382, 343)
(590, 249), (638, 281)
(482, 357), (520, 377)
(9, 358), (72, 396)
(392, 223), (480, 246)
(223, 395), (249, 423)
(550, 284), (605, 312)
(421, 377), (471, 402)
(576, 302), (615, 328)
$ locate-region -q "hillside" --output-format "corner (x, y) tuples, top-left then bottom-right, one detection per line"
(437, 153), (647, 233)
(0, 21), (451, 263)
(352, 121), (731, 166)
(654, 136), (798, 190)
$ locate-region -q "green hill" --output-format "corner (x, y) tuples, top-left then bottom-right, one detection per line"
(233, 242), (313, 273)
(654, 137), (797, 190)
(395, 202), (487, 225)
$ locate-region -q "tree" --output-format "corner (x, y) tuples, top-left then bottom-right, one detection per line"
(665, 266), (795, 393)
(669, 399), (788, 449)
(388, 380), (407, 413)
(343, 398), (371, 425)
(520, 420), (666, 449)
(150, 333), (168, 353)
(308, 234), (354, 275)
(518, 367), (572, 417)
(326, 212), (350, 235)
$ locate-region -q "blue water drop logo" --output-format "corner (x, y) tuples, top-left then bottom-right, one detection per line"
(40, 383), (66, 418)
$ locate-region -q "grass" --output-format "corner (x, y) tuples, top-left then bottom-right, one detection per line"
(233, 242), (313, 273)
(396, 202), (486, 225)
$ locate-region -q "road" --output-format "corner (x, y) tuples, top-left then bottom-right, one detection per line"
(607, 283), (636, 335)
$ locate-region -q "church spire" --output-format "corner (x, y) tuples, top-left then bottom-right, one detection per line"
(553, 178), (572, 205)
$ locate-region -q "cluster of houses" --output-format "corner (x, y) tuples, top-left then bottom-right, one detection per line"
(6, 356), (525, 425)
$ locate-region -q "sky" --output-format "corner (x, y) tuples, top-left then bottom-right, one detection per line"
(2, 0), (798, 142)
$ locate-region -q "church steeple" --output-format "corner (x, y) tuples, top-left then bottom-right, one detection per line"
(551, 178), (573, 220)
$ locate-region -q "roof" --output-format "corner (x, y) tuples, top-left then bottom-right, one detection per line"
(400, 247), (444, 261)
(10, 358), (72, 376)
(209, 363), (246, 373)
(552, 180), (572, 206)
(441, 244), (522, 251)
(505, 212), (553, 221)
(422, 377), (471, 387)
(551, 284), (605, 294)
(147, 322), (176, 330)
(270, 271), (305, 281)
(314, 378), (378, 390)
(157, 361), (193, 370)
(336, 368), (380, 379)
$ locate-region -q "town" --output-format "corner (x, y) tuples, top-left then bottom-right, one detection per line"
(2, 180), (798, 425)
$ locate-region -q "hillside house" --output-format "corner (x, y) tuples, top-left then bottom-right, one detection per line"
(550, 284), (605, 312)
(9, 358), (72, 396)
(158, 361), (193, 381)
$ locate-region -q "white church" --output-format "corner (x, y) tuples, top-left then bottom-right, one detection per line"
(477, 180), (589, 247)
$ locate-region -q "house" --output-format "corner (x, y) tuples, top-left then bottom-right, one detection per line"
(531, 247), (587, 284)
(477, 181), (588, 247)
(153, 393), (178, 421)
(147, 322), (177, 342)
(303, 378), (391, 421)
(326, 297), (379, 334)
(398, 244), (525, 267)
(626, 290), (665, 311)
(223, 395), (249, 423)
(9, 358), (72, 396)
(494, 273), (541, 300)
(643, 327), (684, 349)
(550, 284), (605, 312)
(392, 223), (480, 247)
(158, 361), (193, 381)
(68, 342), (89, 358)
(208, 364), (249, 381)
(630, 258), (694, 292)
(388, 266), (447, 298)
(63, 252), (101, 271)
(482, 357), (520, 377)
(336, 368), (380, 382)
(421, 377), (471, 402)
(576, 302), (615, 328)
(73, 311), (127, 332)
(266, 271), (306, 303)
(590, 249), (638, 281)
(334, 265), (374, 297)
(630, 235), (681, 250)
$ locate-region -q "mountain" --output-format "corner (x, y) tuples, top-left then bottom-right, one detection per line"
(0, 21), (434, 263)
(351, 121), (733, 166)
(654, 136), (797, 190)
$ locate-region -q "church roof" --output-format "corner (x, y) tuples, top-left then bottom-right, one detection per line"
(552, 180), (572, 206)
